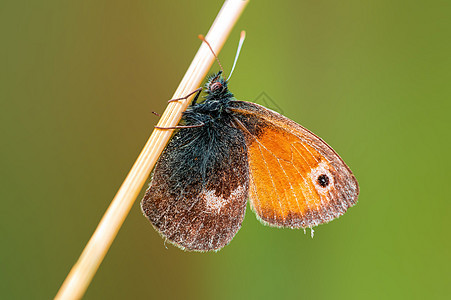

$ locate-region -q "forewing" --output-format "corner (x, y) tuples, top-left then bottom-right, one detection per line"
(141, 122), (248, 251)
(229, 101), (359, 228)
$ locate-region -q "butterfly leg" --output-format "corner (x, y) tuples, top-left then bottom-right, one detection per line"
(153, 88), (201, 118)
(157, 88), (204, 129)
(155, 122), (205, 130)
(167, 87), (202, 104)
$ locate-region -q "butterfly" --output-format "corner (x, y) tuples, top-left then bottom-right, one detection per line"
(141, 34), (359, 252)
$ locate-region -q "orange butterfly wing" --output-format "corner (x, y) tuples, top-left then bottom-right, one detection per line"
(229, 101), (359, 228)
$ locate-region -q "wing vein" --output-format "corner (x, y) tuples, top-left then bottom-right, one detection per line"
(256, 143), (282, 223)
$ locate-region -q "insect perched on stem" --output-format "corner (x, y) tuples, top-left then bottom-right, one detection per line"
(141, 31), (359, 251)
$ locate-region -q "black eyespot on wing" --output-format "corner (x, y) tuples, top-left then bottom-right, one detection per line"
(317, 174), (330, 187)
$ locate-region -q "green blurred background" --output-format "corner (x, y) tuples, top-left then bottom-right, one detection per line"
(1, 0), (450, 299)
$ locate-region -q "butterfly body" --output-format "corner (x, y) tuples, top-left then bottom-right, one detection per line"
(141, 71), (359, 251)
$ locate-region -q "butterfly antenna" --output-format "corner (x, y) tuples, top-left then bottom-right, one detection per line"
(198, 34), (224, 74)
(227, 30), (246, 81)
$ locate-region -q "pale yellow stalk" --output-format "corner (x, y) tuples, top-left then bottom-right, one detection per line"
(55, 1), (249, 299)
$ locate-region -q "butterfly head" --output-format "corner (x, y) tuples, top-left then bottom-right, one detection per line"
(205, 71), (233, 101)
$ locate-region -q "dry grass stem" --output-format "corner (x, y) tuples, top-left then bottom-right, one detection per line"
(55, 1), (249, 299)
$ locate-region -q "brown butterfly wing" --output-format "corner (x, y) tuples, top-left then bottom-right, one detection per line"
(229, 101), (359, 228)
(141, 120), (249, 251)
